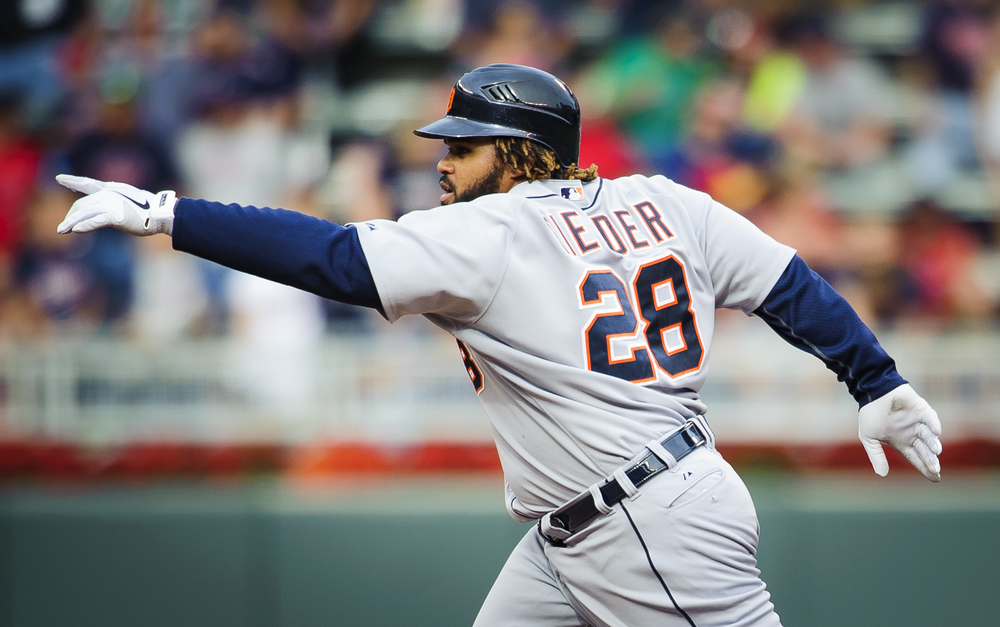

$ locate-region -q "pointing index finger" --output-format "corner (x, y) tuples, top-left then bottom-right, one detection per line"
(56, 174), (106, 195)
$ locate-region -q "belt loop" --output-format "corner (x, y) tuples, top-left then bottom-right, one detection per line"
(612, 467), (641, 499)
(538, 512), (571, 544)
(690, 415), (716, 449)
(645, 439), (678, 470)
(588, 483), (614, 515)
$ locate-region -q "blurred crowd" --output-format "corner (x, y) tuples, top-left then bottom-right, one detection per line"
(1, 0), (999, 348)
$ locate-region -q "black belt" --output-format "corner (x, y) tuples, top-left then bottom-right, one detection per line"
(540, 421), (708, 545)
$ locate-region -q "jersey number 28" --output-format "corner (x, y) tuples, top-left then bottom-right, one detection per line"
(579, 255), (704, 383)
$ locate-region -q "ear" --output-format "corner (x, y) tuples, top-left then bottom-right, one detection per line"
(499, 164), (526, 192)
(500, 156), (526, 180)
(491, 142), (526, 190)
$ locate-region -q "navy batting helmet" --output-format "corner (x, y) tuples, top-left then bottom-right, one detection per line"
(414, 64), (581, 167)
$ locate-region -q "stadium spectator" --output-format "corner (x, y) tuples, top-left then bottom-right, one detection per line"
(582, 12), (720, 172)
(678, 77), (776, 211)
(130, 232), (212, 343)
(904, 0), (991, 195)
(172, 5), (333, 355)
(577, 114), (649, 181)
(67, 74), (179, 196)
(0, 94), (43, 264)
(736, 17), (808, 135)
(170, 8), (317, 336)
(11, 187), (101, 334)
(258, 0), (378, 92)
(896, 199), (996, 323)
(65, 69), (180, 328)
(117, 0), (211, 158)
(258, 0), (376, 65)
(325, 134), (395, 222)
(974, 5), (1000, 241)
(746, 174), (848, 284)
(454, 0), (571, 72)
(778, 12), (896, 171)
(568, 68), (651, 180)
(0, 0), (86, 129)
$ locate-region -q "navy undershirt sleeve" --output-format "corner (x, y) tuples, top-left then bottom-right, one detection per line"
(753, 255), (906, 407)
(171, 197), (383, 314)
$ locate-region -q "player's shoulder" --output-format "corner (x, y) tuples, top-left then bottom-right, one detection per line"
(600, 174), (714, 215)
(606, 173), (704, 197)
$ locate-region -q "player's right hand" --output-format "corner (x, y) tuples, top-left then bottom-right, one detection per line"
(56, 174), (176, 236)
(858, 383), (943, 482)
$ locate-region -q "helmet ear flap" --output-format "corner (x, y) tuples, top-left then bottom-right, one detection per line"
(414, 64), (581, 168)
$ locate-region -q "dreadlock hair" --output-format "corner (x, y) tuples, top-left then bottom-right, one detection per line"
(495, 137), (599, 183)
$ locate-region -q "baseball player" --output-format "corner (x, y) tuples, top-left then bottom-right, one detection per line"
(57, 64), (942, 626)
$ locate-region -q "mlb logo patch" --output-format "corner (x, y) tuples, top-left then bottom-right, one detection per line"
(561, 186), (584, 200)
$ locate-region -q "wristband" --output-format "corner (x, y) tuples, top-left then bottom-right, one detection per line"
(146, 190), (177, 235)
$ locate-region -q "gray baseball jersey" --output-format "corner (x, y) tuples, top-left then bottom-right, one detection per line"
(356, 175), (795, 521)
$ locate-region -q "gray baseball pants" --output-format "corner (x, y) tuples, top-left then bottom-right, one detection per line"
(473, 447), (783, 627)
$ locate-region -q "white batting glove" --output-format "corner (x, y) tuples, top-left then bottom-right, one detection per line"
(858, 383), (943, 482)
(56, 174), (177, 236)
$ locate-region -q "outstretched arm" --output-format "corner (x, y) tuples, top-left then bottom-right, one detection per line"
(56, 175), (383, 313)
(754, 255), (943, 481)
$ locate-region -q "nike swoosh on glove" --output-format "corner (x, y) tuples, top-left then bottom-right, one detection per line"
(56, 174), (177, 236)
(858, 383), (943, 482)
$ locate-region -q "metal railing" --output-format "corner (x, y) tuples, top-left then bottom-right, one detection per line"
(1, 326), (997, 446)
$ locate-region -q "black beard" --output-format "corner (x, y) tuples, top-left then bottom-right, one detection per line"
(450, 159), (507, 204)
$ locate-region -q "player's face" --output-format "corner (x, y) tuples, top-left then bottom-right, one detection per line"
(437, 138), (522, 205)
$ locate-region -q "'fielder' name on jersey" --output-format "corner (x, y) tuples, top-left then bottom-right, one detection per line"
(546, 199), (674, 257)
